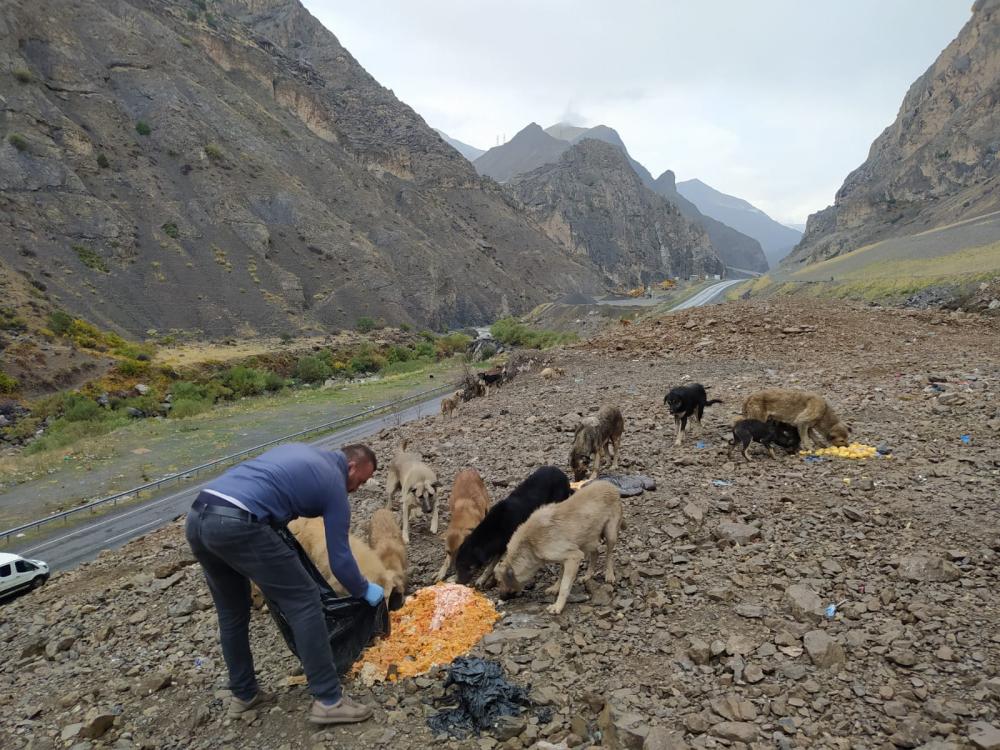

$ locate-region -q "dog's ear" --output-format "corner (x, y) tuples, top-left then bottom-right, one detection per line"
(500, 566), (518, 591)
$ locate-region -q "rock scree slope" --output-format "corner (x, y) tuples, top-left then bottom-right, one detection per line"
(2, 298), (1000, 749)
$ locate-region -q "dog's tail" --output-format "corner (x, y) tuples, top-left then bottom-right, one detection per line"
(399, 438), (410, 452)
(705, 399), (723, 407)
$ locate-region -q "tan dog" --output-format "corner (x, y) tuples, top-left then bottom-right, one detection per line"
(385, 440), (441, 543)
(569, 405), (625, 480)
(439, 390), (462, 419)
(285, 517), (395, 599)
(742, 388), (850, 448)
(540, 367), (565, 380)
(369, 509), (407, 608)
(436, 468), (491, 581)
(495, 480), (622, 615)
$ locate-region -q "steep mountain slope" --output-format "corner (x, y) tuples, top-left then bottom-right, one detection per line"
(434, 129), (485, 161)
(472, 123), (569, 183)
(0, 0), (604, 338)
(509, 140), (723, 285)
(653, 172), (769, 273)
(677, 178), (802, 267)
(790, 0), (1000, 266)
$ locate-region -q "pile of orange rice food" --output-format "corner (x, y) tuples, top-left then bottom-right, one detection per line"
(352, 582), (500, 684)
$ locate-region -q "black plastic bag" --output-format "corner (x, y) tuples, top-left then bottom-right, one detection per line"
(267, 524), (390, 676)
(427, 657), (530, 739)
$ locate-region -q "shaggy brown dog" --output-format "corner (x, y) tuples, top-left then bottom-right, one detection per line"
(369, 509), (407, 609)
(436, 468), (491, 581)
(385, 441), (441, 543)
(569, 405), (625, 480)
(495, 480), (622, 615)
(742, 388), (850, 448)
(540, 367), (565, 380)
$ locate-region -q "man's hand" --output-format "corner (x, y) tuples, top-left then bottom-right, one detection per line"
(363, 582), (384, 606)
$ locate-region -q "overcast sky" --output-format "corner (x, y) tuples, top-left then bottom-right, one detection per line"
(303, 1), (971, 227)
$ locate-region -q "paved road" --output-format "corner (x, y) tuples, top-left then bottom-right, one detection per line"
(9, 392), (448, 573)
(670, 279), (746, 310)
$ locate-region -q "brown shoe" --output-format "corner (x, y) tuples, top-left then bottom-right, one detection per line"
(308, 695), (373, 725)
(228, 689), (275, 716)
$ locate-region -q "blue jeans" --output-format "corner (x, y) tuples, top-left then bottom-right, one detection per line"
(185, 500), (342, 703)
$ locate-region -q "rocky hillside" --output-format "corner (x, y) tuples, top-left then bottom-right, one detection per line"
(789, 0), (1000, 265)
(653, 172), (769, 273)
(509, 140), (724, 285)
(0, 0), (606, 339)
(678, 178), (802, 268)
(433, 129), (484, 161)
(3, 298), (1000, 749)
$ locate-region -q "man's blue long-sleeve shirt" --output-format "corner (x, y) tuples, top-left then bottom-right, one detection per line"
(205, 443), (367, 598)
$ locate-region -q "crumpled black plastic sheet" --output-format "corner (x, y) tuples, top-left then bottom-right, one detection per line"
(426, 657), (530, 739)
(583, 473), (656, 497)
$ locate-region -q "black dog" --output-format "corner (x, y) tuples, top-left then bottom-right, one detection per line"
(454, 465), (571, 587)
(663, 383), (722, 445)
(728, 417), (801, 461)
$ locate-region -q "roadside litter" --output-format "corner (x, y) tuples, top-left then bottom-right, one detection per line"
(571, 474), (656, 497)
(426, 657), (531, 739)
(801, 443), (881, 459)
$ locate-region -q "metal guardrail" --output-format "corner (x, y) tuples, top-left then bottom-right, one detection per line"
(0, 382), (456, 544)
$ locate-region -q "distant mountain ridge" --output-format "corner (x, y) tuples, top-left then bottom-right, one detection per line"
(677, 178), (802, 268)
(475, 122), (768, 272)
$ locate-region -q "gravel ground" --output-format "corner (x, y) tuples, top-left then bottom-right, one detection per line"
(2, 299), (999, 750)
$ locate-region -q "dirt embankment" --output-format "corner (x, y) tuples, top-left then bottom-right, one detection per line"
(2, 299), (999, 750)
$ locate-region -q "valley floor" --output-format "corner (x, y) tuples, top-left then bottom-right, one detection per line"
(2, 299), (999, 750)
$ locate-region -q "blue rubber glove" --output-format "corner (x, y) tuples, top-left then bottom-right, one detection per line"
(363, 581), (384, 606)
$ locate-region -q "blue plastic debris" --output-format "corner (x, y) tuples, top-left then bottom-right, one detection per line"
(960, 434), (972, 445)
(695, 440), (707, 449)
(824, 604), (837, 619)
(711, 479), (732, 487)
(803, 455), (825, 464)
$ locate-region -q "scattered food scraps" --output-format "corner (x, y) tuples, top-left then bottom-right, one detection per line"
(801, 442), (880, 459)
(352, 583), (500, 683)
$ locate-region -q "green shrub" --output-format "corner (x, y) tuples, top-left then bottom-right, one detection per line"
(0, 308), (27, 332)
(13, 69), (32, 84)
(186, 10), (198, 21)
(355, 316), (377, 333)
(385, 345), (415, 364)
(435, 332), (471, 359)
(115, 358), (150, 377)
(48, 310), (73, 335)
(8, 133), (28, 152)
(264, 370), (288, 392)
(161, 222), (179, 239)
(204, 143), (225, 161)
(0, 371), (19, 394)
(170, 397), (212, 419)
(205, 12), (218, 28)
(135, 121), (151, 136)
(295, 355), (332, 384)
(219, 366), (270, 397)
(96, 153), (110, 168)
(414, 340), (435, 358)
(490, 317), (577, 349)
(399, 323), (411, 332)
(62, 394), (101, 422)
(25, 413), (129, 454)
(72, 244), (110, 273)
(348, 344), (387, 375)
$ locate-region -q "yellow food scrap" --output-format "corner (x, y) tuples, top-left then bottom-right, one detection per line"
(800, 442), (880, 459)
(352, 582), (500, 682)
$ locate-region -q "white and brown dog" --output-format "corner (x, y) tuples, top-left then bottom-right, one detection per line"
(385, 440), (441, 543)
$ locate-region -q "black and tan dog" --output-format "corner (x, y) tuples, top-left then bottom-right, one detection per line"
(728, 417), (801, 461)
(663, 383), (722, 446)
(569, 405), (625, 481)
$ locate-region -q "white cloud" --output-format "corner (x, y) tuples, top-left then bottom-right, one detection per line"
(304, 0), (971, 225)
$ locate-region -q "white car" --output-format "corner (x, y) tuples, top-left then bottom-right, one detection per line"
(0, 552), (50, 599)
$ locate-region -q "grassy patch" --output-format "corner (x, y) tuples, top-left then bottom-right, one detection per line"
(356, 316), (378, 333)
(161, 222), (179, 239)
(8, 133), (28, 152)
(96, 153), (110, 168)
(135, 121), (152, 136)
(0, 371), (19, 394)
(490, 317), (578, 348)
(72, 244), (110, 273)
(0, 307), (28, 332)
(13, 69), (32, 83)
(204, 143), (225, 161)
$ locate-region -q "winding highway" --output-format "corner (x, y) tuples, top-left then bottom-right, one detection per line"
(670, 278), (746, 310)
